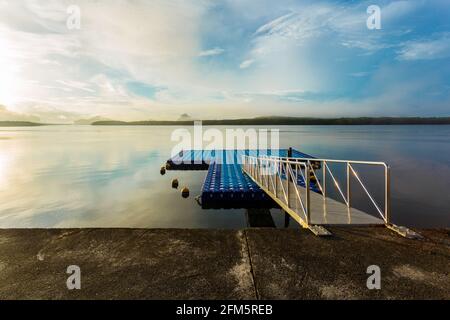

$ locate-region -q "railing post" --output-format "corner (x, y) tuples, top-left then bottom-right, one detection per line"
(286, 162), (290, 206)
(306, 161), (311, 225)
(322, 161), (326, 199)
(385, 165), (391, 224)
(262, 159), (265, 187)
(274, 160), (278, 197)
(259, 158), (262, 184)
(252, 157), (255, 177)
(252, 157), (255, 178)
(346, 163), (351, 208)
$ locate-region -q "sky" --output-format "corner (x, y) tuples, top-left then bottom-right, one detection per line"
(0, 0), (449, 123)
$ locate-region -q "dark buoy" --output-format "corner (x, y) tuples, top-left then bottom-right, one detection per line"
(181, 187), (190, 198)
(172, 179), (179, 189)
(160, 166), (166, 175)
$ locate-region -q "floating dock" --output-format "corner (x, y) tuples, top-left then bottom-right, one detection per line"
(166, 149), (319, 209)
(166, 149), (313, 170)
(165, 148), (419, 238)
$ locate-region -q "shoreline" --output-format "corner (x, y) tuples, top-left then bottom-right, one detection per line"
(2, 117), (450, 127)
(0, 226), (448, 299)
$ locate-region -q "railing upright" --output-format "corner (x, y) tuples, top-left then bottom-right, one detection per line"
(347, 163), (351, 208)
(385, 165), (391, 224)
(286, 162), (290, 207)
(274, 161), (278, 198)
(306, 161), (310, 225)
(323, 161), (326, 198)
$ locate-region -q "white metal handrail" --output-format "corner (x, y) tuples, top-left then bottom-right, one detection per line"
(243, 155), (391, 225)
(243, 155), (311, 224)
(324, 161), (348, 206)
(278, 156), (390, 223)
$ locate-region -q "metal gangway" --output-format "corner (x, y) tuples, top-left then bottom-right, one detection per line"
(242, 155), (420, 238)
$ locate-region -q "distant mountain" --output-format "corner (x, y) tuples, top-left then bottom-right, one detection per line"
(93, 120), (191, 126)
(0, 121), (45, 127)
(177, 113), (192, 121)
(74, 116), (111, 125)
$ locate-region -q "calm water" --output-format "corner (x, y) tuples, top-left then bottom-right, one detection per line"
(0, 125), (449, 229)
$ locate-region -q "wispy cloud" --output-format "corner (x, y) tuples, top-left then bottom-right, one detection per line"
(198, 47), (225, 57)
(0, 105), (40, 122)
(56, 80), (96, 93)
(239, 59), (254, 69)
(397, 33), (450, 61)
(349, 72), (370, 78)
(0, 0), (448, 121)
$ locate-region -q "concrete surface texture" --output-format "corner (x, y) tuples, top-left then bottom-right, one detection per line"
(0, 227), (448, 300)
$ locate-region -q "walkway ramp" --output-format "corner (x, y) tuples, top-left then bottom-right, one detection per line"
(163, 149), (418, 238)
(242, 155), (389, 234)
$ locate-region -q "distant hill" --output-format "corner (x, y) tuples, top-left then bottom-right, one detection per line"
(0, 121), (45, 127)
(93, 120), (193, 126)
(74, 116), (111, 125)
(177, 113), (192, 121)
(93, 117), (450, 126)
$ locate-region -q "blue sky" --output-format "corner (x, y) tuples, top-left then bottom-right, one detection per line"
(0, 0), (449, 122)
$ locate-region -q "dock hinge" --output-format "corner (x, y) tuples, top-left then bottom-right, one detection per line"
(308, 225), (333, 237)
(386, 224), (423, 240)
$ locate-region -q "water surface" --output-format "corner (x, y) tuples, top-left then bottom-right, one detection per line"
(0, 125), (448, 228)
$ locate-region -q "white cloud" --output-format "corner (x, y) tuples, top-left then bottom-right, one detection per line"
(349, 72), (370, 78)
(397, 33), (450, 61)
(0, 0), (213, 120)
(198, 47), (225, 57)
(251, 3), (383, 54)
(0, 105), (40, 122)
(56, 80), (95, 93)
(239, 59), (254, 69)
(0, 0), (447, 121)
(382, 0), (424, 22)
(249, 0), (429, 58)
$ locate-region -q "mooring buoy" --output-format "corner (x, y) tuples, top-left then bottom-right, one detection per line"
(172, 179), (179, 189)
(181, 187), (190, 198)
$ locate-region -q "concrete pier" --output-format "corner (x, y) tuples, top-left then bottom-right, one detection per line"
(0, 227), (448, 300)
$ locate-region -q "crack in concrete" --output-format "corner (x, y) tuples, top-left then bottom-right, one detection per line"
(243, 230), (260, 300)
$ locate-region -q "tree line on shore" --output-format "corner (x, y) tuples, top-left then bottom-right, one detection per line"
(2, 117), (450, 127)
